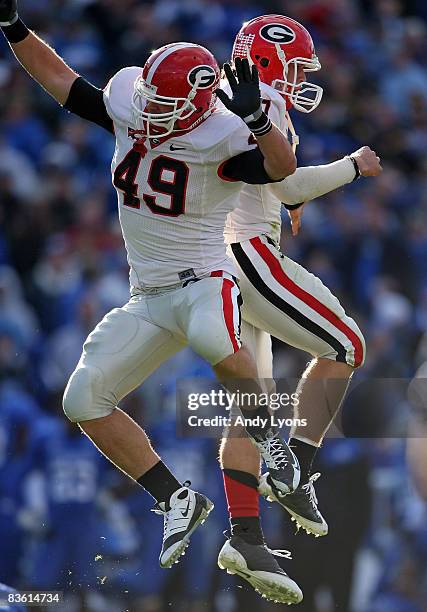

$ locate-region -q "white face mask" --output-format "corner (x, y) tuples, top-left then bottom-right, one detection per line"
(272, 44), (323, 113)
(132, 78), (197, 139)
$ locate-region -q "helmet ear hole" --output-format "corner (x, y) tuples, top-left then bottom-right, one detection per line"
(260, 57), (269, 68)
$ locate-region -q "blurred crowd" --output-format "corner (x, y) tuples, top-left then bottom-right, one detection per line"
(1, 0), (427, 610)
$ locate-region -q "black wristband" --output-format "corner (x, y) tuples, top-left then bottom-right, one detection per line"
(347, 155), (361, 181)
(284, 201), (304, 211)
(1, 18), (29, 43)
(246, 112), (272, 136)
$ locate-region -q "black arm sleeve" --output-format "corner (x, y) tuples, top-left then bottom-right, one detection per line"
(220, 147), (283, 184)
(64, 77), (114, 134)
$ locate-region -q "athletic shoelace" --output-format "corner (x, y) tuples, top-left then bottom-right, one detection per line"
(257, 433), (291, 470)
(152, 503), (190, 540)
(301, 472), (321, 509)
(266, 547), (293, 560)
(223, 530), (293, 561)
(151, 481), (192, 540)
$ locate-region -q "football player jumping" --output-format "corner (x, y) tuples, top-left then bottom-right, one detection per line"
(0, 1), (306, 604)
(218, 13), (382, 567)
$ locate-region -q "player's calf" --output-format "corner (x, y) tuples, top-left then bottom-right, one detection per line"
(215, 348), (301, 496)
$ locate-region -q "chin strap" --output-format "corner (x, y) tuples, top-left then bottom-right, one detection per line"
(285, 111), (300, 153)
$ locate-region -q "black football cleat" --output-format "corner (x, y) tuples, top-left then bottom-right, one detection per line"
(218, 534), (302, 605)
(251, 429), (301, 496)
(152, 484), (214, 568)
(259, 472), (328, 537)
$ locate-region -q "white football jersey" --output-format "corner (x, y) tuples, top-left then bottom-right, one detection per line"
(103, 67), (255, 288)
(224, 82), (288, 245)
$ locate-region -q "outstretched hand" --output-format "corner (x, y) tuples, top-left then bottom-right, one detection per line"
(215, 57), (262, 122)
(350, 146), (382, 177)
(0, 0), (18, 26)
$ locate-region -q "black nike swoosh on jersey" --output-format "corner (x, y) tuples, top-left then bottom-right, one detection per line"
(170, 145), (187, 151)
(181, 499), (191, 518)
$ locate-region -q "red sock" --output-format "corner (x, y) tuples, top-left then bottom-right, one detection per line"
(222, 469), (259, 518)
(223, 469), (264, 544)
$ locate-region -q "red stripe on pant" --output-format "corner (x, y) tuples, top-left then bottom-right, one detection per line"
(223, 473), (259, 517)
(221, 278), (240, 353)
(250, 237), (364, 367)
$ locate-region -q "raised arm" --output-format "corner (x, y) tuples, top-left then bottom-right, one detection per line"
(216, 58), (296, 181)
(0, 1), (78, 103)
(0, 1), (113, 132)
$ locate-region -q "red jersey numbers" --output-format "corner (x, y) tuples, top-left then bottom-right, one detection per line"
(113, 152), (189, 217)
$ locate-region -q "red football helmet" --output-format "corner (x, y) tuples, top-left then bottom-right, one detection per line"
(132, 42), (220, 139)
(232, 15), (323, 113)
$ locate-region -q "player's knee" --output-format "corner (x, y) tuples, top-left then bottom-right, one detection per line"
(214, 344), (258, 379)
(63, 365), (115, 423)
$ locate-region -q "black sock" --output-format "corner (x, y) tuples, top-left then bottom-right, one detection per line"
(289, 437), (318, 481)
(241, 405), (272, 438)
(137, 461), (182, 505)
(231, 516), (265, 546)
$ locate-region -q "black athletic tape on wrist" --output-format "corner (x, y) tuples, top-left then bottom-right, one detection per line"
(347, 155), (361, 181)
(1, 18), (29, 43)
(246, 112), (272, 136)
(284, 201), (304, 211)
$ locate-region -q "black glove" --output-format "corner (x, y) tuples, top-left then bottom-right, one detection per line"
(0, 0), (18, 26)
(216, 57), (272, 136)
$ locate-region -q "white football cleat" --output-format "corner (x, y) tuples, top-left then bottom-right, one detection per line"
(153, 484), (214, 568)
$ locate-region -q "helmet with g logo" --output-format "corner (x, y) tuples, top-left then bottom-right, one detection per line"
(232, 15), (323, 113)
(132, 43), (220, 139)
